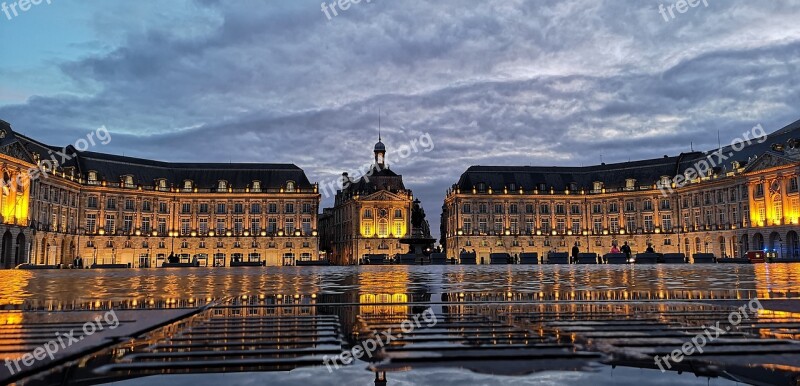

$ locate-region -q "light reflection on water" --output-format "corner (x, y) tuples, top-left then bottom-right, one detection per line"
(1, 264), (800, 307)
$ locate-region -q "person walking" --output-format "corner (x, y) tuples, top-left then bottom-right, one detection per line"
(571, 242), (580, 264)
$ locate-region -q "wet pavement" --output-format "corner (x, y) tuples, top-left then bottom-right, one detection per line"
(2, 264), (800, 385)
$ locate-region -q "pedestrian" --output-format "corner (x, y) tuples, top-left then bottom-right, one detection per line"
(621, 242), (631, 259)
(610, 243), (621, 254)
(571, 242), (580, 264)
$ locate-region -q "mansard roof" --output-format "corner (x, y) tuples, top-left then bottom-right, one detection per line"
(455, 118), (800, 192)
(0, 122), (314, 190)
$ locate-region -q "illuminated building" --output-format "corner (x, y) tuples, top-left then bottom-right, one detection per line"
(0, 123), (33, 268)
(0, 119), (319, 268)
(443, 119), (800, 262)
(320, 136), (413, 265)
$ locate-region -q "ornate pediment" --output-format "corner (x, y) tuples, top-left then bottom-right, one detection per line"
(743, 152), (796, 174)
(0, 141), (35, 164)
(359, 190), (409, 203)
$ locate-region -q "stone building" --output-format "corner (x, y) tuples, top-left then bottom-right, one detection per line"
(0, 119), (320, 268)
(442, 120), (800, 263)
(321, 137), (414, 265)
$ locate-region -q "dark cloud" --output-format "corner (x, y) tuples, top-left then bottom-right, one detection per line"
(2, 0), (800, 240)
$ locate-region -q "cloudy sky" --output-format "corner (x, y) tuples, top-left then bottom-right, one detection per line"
(1, 0), (799, 240)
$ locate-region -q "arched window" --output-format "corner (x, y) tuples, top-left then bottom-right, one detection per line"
(477, 183), (486, 193)
(286, 181), (296, 192)
(695, 237), (702, 254)
(218, 180), (227, 191)
(88, 171), (98, 185)
(183, 180), (193, 191)
(252, 181), (261, 192)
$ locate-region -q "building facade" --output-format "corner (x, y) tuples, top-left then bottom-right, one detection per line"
(321, 138), (414, 265)
(0, 119), (320, 268)
(443, 120), (800, 263)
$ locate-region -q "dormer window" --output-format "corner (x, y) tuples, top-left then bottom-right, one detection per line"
(88, 171), (98, 185)
(477, 183), (486, 193)
(252, 181), (261, 192)
(122, 175), (134, 188)
(660, 176), (671, 187)
(569, 182), (578, 191)
(156, 179), (168, 191)
(593, 181), (603, 192)
(625, 179), (636, 190)
(218, 180), (228, 191)
(183, 180), (193, 191)
(286, 181), (295, 192)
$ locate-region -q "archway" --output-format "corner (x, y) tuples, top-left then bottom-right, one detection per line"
(752, 233), (764, 251)
(1, 231), (12, 268)
(769, 232), (783, 257)
(788, 231), (799, 259)
(15, 232), (25, 266)
(742, 234), (750, 252)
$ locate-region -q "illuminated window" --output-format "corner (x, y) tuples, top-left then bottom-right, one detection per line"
(661, 214), (672, 231)
(286, 181), (295, 192)
(773, 195), (783, 223)
(363, 209), (373, 219)
(395, 221), (404, 236)
(218, 180), (227, 191)
(252, 181), (261, 192)
(610, 218), (620, 233)
(378, 219), (388, 237)
(644, 215), (654, 232)
(86, 214), (96, 233)
(593, 218), (602, 234)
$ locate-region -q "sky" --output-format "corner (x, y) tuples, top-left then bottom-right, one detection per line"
(1, 0), (799, 241)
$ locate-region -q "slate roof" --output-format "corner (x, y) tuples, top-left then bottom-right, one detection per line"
(455, 119), (800, 192)
(0, 122), (314, 190)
